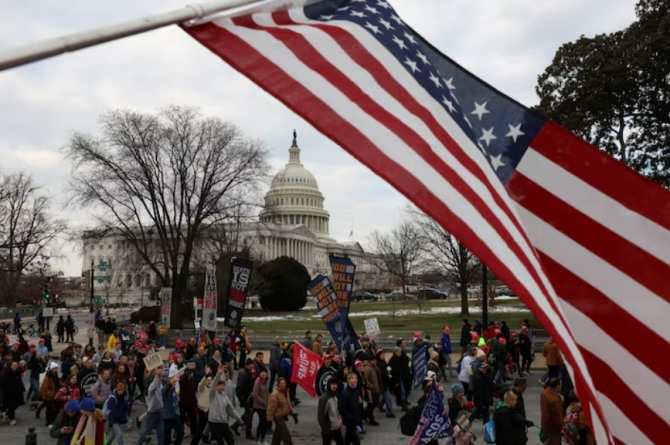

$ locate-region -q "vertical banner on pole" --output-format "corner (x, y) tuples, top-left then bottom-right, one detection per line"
(412, 346), (428, 389)
(224, 258), (253, 328)
(202, 266), (218, 332)
(308, 274), (344, 345)
(329, 256), (358, 349)
(160, 287), (172, 329)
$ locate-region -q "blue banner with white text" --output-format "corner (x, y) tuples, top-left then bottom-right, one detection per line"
(412, 346), (427, 389)
(329, 255), (358, 349)
(308, 274), (349, 348)
(409, 385), (453, 445)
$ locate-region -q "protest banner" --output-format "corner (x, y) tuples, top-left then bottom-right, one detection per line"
(412, 346), (428, 389)
(202, 266), (218, 332)
(224, 258), (253, 328)
(159, 287), (172, 328)
(291, 341), (323, 397)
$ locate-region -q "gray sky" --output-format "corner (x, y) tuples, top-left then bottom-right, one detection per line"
(0, 0), (636, 276)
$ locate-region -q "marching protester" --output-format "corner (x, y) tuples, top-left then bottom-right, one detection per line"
(318, 377), (343, 445)
(50, 400), (82, 445)
(252, 367), (271, 444)
(493, 391), (534, 445)
(106, 382), (132, 445)
(540, 377), (565, 445)
(267, 377), (296, 445)
(209, 364), (244, 445)
(338, 372), (363, 445)
(135, 367), (165, 445)
(235, 357), (257, 440)
(1, 360), (25, 425)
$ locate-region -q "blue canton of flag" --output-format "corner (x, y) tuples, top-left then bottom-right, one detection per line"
(304, 0), (545, 183)
(409, 385), (453, 445)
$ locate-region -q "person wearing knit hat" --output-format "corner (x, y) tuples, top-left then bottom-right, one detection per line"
(107, 382), (132, 445)
(71, 397), (105, 445)
(51, 400), (82, 445)
(451, 383), (464, 396)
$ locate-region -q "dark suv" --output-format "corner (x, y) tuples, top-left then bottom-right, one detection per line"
(354, 291), (379, 302)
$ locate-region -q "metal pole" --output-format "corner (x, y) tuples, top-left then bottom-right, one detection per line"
(0, 0), (282, 71)
(90, 260), (95, 311)
(482, 264), (488, 328)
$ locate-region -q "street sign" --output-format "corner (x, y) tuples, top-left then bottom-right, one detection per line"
(97, 260), (112, 272)
(95, 298), (107, 304)
(43, 307), (54, 317)
(95, 275), (110, 283)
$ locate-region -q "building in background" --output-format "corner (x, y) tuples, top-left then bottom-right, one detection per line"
(79, 133), (389, 306)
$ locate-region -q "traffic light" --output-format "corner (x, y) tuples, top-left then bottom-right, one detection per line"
(43, 277), (52, 302)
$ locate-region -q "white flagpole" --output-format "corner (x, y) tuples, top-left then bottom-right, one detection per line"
(0, 0), (273, 71)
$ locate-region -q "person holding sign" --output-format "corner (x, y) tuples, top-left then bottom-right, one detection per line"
(135, 367), (165, 445)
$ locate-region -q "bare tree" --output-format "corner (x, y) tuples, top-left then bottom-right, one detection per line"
(65, 106), (269, 327)
(368, 221), (422, 315)
(0, 172), (67, 305)
(407, 206), (480, 316)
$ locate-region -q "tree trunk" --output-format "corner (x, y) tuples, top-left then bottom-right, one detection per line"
(460, 287), (470, 316)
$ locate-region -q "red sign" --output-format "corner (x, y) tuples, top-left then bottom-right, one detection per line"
(290, 342), (323, 397)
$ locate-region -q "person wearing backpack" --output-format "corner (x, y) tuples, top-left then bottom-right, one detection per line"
(563, 396), (595, 445)
(493, 391), (534, 445)
(106, 382), (132, 445)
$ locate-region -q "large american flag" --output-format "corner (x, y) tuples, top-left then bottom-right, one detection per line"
(183, 1), (670, 443)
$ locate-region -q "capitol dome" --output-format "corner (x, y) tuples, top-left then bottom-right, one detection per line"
(260, 131), (331, 238)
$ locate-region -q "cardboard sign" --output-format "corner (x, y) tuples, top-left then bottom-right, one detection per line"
(143, 352), (163, 371)
(363, 318), (381, 338)
(43, 307), (54, 317)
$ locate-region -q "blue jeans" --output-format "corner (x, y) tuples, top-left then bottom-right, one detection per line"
(380, 388), (393, 416)
(136, 411), (164, 445)
(29, 377), (40, 401)
(108, 422), (125, 445)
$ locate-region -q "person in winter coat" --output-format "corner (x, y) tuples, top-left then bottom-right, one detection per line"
(55, 373), (81, 405)
(192, 374), (213, 445)
(209, 365), (244, 445)
(1, 360), (25, 424)
(91, 369), (113, 409)
(338, 373), (363, 445)
(234, 358), (256, 439)
(359, 359), (380, 426)
(107, 382), (132, 445)
(252, 368), (271, 443)
(71, 397), (106, 445)
(266, 377), (295, 445)
(374, 350), (395, 418)
(469, 363), (494, 423)
(269, 337), (282, 392)
(178, 365), (198, 439)
(318, 377), (343, 445)
(447, 383), (473, 425)
(136, 367), (165, 445)
(65, 315), (76, 343)
(440, 326), (455, 378)
(56, 316), (65, 343)
(542, 337), (563, 379)
(388, 347), (411, 409)
(161, 373), (184, 445)
(540, 378), (564, 445)
(493, 391), (534, 445)
(51, 400), (82, 445)
(27, 349), (46, 409)
(39, 361), (62, 426)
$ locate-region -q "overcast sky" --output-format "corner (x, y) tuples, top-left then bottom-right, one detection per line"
(0, 0), (636, 276)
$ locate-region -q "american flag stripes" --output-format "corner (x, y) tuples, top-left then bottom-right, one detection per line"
(183, 1), (670, 443)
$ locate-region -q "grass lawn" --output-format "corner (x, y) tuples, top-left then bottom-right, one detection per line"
(234, 297), (542, 340)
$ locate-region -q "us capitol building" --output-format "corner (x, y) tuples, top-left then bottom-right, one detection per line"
(80, 132), (387, 305)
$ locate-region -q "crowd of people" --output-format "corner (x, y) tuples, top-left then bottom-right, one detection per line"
(0, 313), (596, 445)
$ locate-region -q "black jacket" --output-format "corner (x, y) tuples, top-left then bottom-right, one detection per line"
(235, 367), (255, 404)
(493, 405), (533, 445)
(472, 368), (494, 407)
(338, 385), (362, 428)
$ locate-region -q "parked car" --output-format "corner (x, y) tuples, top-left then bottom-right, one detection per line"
(417, 288), (448, 299)
(495, 286), (516, 296)
(354, 291), (379, 302)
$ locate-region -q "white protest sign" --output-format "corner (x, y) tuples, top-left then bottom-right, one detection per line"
(143, 352), (163, 371)
(363, 317), (381, 339)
